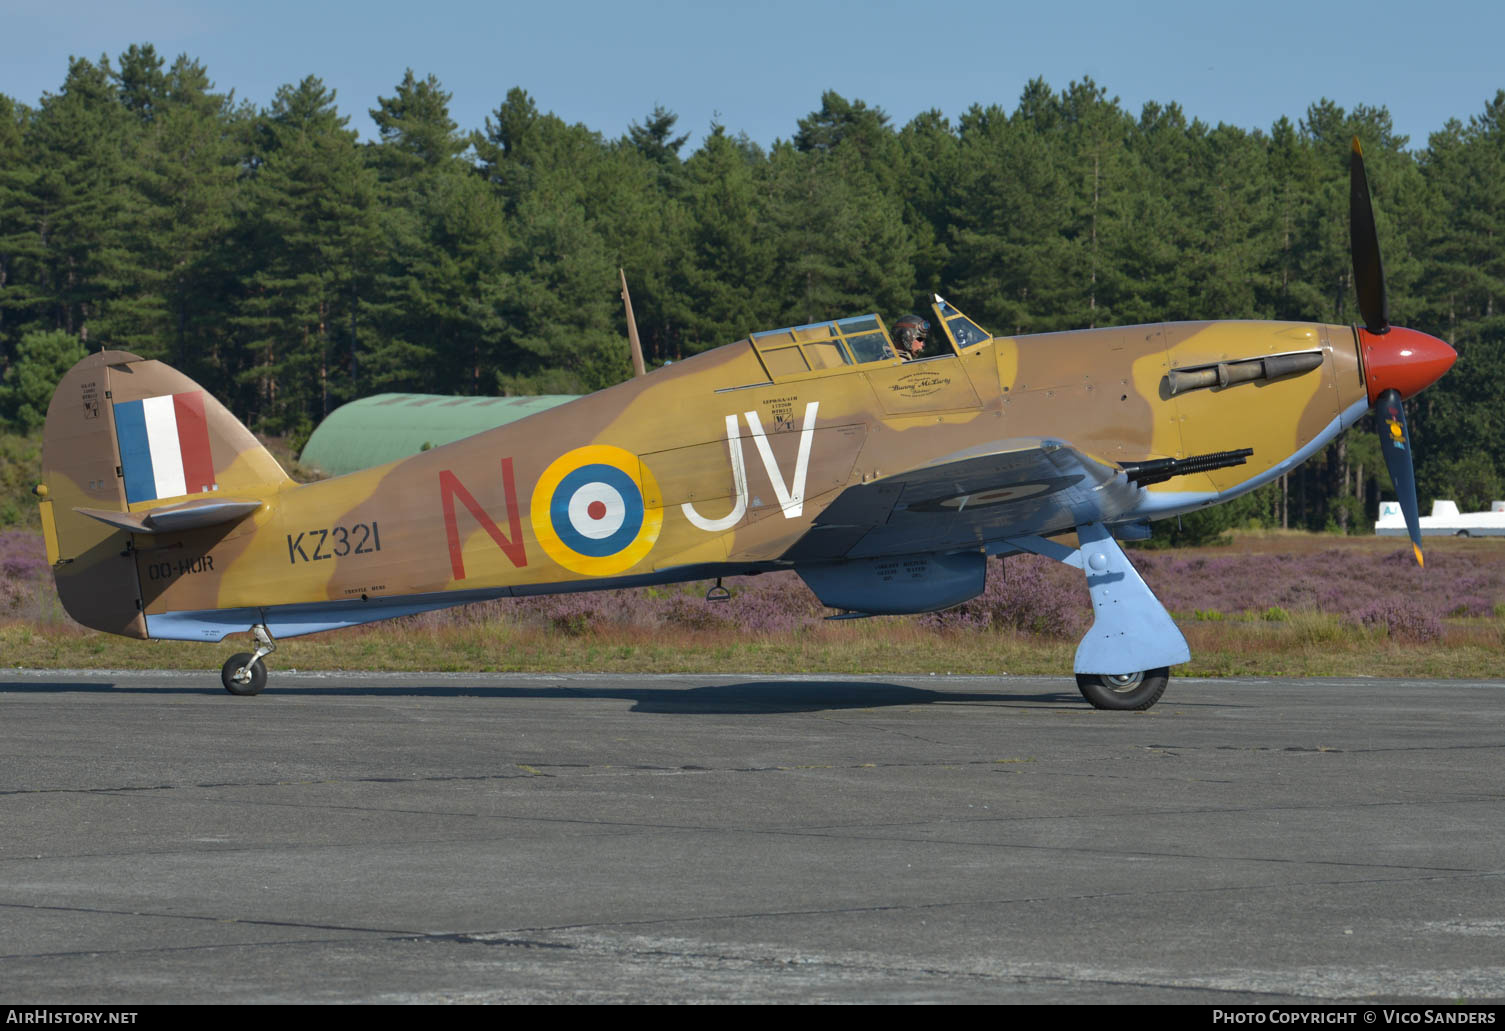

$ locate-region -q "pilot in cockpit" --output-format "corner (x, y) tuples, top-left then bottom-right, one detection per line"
(892, 314), (928, 360)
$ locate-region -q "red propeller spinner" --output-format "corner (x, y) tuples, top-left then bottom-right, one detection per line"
(1357, 326), (1456, 405)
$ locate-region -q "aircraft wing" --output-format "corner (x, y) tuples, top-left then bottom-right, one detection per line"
(781, 438), (1142, 562)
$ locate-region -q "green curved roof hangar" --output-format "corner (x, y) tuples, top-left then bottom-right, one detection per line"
(300, 393), (578, 477)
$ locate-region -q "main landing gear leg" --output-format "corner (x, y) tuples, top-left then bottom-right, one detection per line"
(222, 624), (276, 696)
(1002, 522), (1190, 711)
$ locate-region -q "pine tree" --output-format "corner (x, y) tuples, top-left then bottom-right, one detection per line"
(893, 109), (957, 297)
(368, 70), (507, 395)
(1414, 93), (1505, 509)
(101, 50), (243, 380)
(24, 56), (134, 344)
(945, 98), (1073, 335)
(0, 328), (84, 431)
(1056, 79), (1137, 329)
(764, 141), (913, 326)
(670, 124), (778, 350)
(0, 92), (36, 364)
(231, 77), (380, 432)
(626, 104), (689, 170)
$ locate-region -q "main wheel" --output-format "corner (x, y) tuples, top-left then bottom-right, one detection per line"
(1075, 667), (1169, 711)
(221, 653), (267, 696)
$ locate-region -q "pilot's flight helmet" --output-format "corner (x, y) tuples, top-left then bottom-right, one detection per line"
(893, 314), (929, 344)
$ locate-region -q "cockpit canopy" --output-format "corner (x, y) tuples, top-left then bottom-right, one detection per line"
(934, 295), (990, 349)
(749, 296), (992, 381)
(751, 314), (893, 377)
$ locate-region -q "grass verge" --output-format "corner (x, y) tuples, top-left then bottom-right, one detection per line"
(3, 613), (1500, 679)
(4, 529), (1504, 679)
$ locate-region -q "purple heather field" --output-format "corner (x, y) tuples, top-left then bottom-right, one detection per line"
(0, 529), (58, 623)
(5, 529), (1500, 644)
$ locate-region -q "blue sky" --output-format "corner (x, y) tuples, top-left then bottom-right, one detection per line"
(4, 0), (1503, 151)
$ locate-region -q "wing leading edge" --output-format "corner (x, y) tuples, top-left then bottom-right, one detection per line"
(781, 438), (1143, 563)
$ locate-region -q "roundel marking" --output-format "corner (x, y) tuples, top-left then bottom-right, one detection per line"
(531, 445), (662, 576)
(551, 464), (642, 556)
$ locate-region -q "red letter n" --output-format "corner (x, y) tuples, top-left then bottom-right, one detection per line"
(440, 458), (527, 580)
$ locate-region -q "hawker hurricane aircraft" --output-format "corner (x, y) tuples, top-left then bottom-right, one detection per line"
(35, 140), (1454, 709)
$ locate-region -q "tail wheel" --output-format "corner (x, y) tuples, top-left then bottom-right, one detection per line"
(1075, 667), (1169, 711)
(221, 653), (267, 696)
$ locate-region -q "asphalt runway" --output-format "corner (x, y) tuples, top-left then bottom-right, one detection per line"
(2, 670), (1503, 1004)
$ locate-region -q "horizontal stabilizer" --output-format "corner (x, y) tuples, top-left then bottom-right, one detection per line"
(75, 498), (263, 535)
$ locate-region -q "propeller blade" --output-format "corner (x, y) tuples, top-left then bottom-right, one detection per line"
(1350, 136), (1390, 335)
(1376, 387), (1423, 566)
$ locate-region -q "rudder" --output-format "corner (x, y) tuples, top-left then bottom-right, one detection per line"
(39, 350), (292, 638)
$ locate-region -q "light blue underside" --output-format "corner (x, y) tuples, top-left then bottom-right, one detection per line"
(1070, 522), (1191, 674)
(143, 589), (514, 642)
(141, 563), (744, 642)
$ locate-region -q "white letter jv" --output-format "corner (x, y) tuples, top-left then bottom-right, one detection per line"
(681, 402), (819, 530)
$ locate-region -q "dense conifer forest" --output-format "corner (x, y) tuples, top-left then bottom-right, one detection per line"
(2, 44), (1502, 539)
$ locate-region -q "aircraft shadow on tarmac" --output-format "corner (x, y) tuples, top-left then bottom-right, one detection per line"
(628, 681), (1074, 713)
(0, 678), (1079, 713)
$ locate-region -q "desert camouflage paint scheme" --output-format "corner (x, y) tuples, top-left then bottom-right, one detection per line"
(37, 291), (1454, 708)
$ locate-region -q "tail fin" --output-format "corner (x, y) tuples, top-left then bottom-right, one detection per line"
(39, 350), (292, 638)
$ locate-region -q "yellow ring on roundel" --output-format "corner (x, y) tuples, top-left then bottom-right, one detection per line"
(530, 445), (663, 576)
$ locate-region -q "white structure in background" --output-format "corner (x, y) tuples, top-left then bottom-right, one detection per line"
(1376, 500), (1505, 537)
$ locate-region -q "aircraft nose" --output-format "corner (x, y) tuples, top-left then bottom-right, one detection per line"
(1359, 326), (1456, 405)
